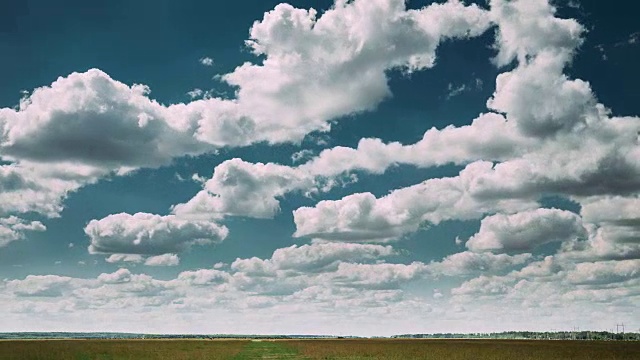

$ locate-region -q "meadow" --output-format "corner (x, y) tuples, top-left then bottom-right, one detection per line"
(0, 338), (638, 359)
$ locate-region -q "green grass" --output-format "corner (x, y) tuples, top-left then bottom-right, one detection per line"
(0, 340), (247, 360)
(0, 339), (638, 359)
(233, 340), (305, 359)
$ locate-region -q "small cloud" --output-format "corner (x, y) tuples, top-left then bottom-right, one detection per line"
(446, 78), (483, 99)
(566, 0), (581, 9)
(191, 173), (208, 185)
(199, 57), (214, 66)
(291, 149), (315, 164)
(105, 254), (144, 264)
(187, 88), (204, 99)
(594, 44), (608, 61)
(145, 253), (180, 267)
(433, 289), (444, 299)
(54, 261), (62, 265)
(446, 83), (468, 99)
(78, 261), (86, 266)
(625, 31), (640, 45)
(68, 243), (74, 248)
(213, 262), (227, 269)
(474, 78), (483, 90)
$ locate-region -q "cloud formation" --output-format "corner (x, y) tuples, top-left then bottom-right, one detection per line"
(85, 213), (228, 255)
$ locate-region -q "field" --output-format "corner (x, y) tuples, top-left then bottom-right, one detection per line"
(0, 339), (638, 359)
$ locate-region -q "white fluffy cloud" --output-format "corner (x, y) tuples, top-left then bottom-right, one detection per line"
(0, 0), (493, 228)
(172, 158), (315, 219)
(0, 216), (46, 248)
(427, 251), (532, 276)
(105, 254), (144, 264)
(85, 213), (228, 255)
(231, 242), (395, 274)
(224, 0), (491, 143)
(466, 209), (586, 252)
(144, 254), (180, 267)
(2, 0), (639, 335)
(288, 0), (640, 243)
(293, 161), (538, 241)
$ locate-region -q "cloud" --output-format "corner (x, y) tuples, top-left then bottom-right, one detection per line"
(176, 269), (231, 286)
(566, 260), (640, 285)
(0, 70), (210, 170)
(144, 254), (180, 267)
(427, 251), (532, 276)
(171, 112), (528, 222)
(172, 158), (315, 219)
(105, 254), (144, 264)
(98, 268), (132, 284)
(466, 209), (586, 253)
(231, 242), (395, 274)
(0, 0), (494, 228)
(199, 57), (214, 66)
(224, 0), (491, 143)
(85, 213), (228, 255)
(0, 216), (46, 248)
(489, 0), (584, 67)
(330, 262), (427, 289)
(6, 275), (85, 297)
(293, 162), (538, 242)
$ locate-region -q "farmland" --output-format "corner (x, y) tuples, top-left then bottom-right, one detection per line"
(1, 339), (638, 359)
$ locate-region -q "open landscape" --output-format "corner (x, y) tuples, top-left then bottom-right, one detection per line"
(1, 339), (639, 360)
(1, 0), (639, 359)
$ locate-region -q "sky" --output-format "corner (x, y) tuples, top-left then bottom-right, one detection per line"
(0, 0), (639, 336)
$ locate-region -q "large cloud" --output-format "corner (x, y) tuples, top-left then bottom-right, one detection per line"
(0, 0), (493, 232)
(293, 161), (538, 241)
(288, 0), (639, 243)
(223, 0), (491, 143)
(426, 251), (532, 276)
(465, 209), (586, 253)
(85, 213), (228, 255)
(0, 70), (210, 170)
(231, 242), (395, 274)
(172, 158), (315, 219)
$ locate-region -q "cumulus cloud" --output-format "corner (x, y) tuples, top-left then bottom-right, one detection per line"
(0, 70), (210, 170)
(145, 254), (180, 267)
(172, 158), (315, 219)
(199, 57), (214, 66)
(293, 162), (538, 242)
(566, 260), (640, 285)
(0, 0), (494, 231)
(6, 275), (81, 297)
(105, 254), (144, 264)
(231, 242), (395, 274)
(85, 213), (228, 255)
(2, 0), (639, 335)
(0, 216), (46, 248)
(466, 209), (586, 252)
(98, 268), (133, 284)
(288, 0), (640, 243)
(427, 251), (532, 276)
(224, 0), (491, 143)
(489, 0), (584, 67)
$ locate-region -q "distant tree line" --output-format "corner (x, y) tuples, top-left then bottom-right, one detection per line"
(392, 331), (640, 341)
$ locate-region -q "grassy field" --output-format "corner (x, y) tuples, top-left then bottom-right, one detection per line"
(0, 339), (638, 359)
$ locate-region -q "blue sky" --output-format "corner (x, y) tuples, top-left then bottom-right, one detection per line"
(0, 0), (639, 335)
